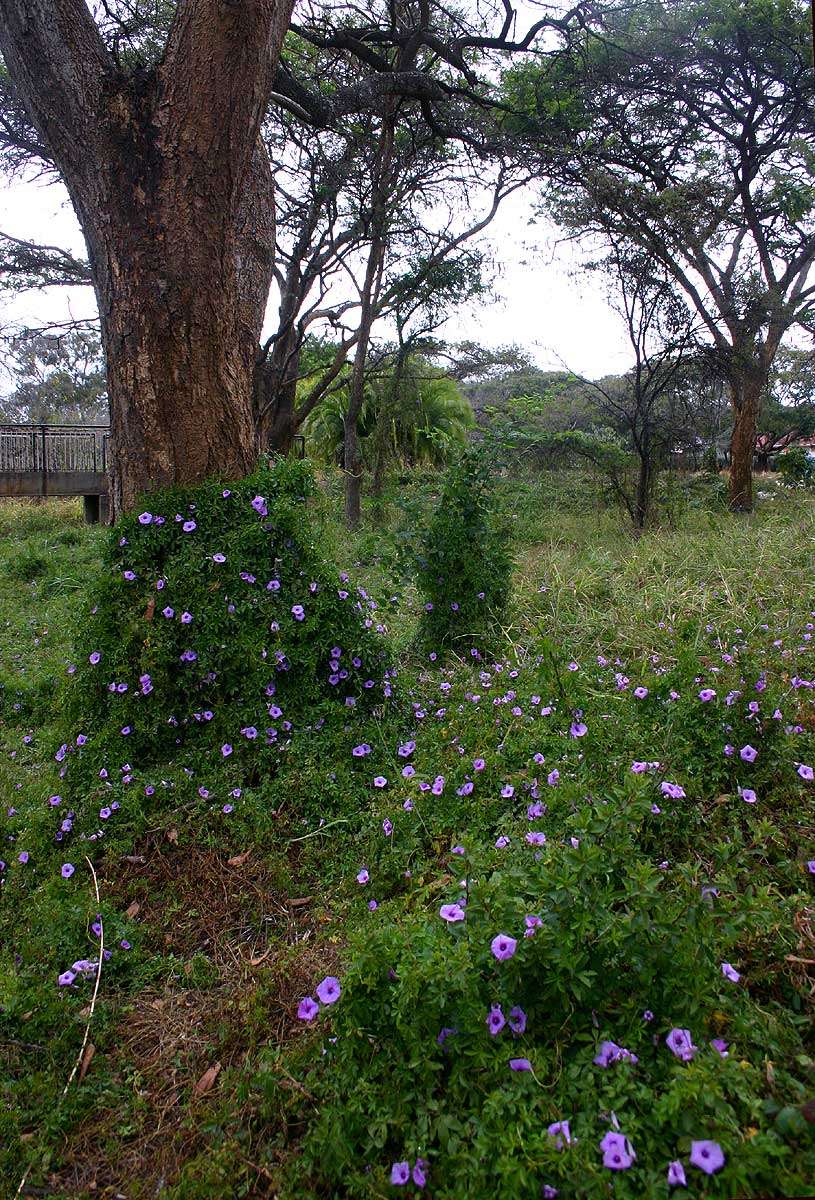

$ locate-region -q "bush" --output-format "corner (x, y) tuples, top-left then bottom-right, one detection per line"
(776, 447), (814, 485)
(416, 450), (511, 652)
(268, 790), (813, 1198)
(55, 458), (393, 835)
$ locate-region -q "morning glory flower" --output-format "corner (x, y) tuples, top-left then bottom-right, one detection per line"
(740, 787), (757, 804)
(508, 1006), (527, 1034)
(634, 686), (649, 699)
(439, 903), (465, 923)
(297, 996), (319, 1021)
(315, 976), (341, 1005)
(491, 933), (517, 961)
(667, 1160), (687, 1187)
(487, 1004), (506, 1035)
(797, 763), (814, 781)
(60, 863), (75, 879)
(390, 1162), (410, 1186)
(356, 868), (369, 885)
(600, 1131), (636, 1170)
(547, 1120), (572, 1149)
(570, 721), (588, 737)
(689, 1140), (725, 1175)
(711, 1038), (729, 1057)
(509, 1058), (532, 1071)
(740, 744), (758, 762)
(666, 1027), (698, 1061)
(699, 688), (716, 701)
(721, 962), (741, 983)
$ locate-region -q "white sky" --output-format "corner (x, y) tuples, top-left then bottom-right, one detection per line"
(0, 170), (631, 387)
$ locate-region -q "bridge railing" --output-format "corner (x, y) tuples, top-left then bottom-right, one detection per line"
(0, 424), (109, 475)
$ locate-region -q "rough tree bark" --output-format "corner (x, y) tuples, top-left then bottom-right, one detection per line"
(254, 326), (300, 454)
(0, 0), (293, 514)
(728, 364), (765, 513)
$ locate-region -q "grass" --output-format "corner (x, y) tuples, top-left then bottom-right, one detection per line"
(0, 472), (814, 1198)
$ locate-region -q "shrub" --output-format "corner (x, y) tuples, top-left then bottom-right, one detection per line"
(416, 450), (511, 652)
(55, 458), (393, 835)
(776, 447), (814, 485)
(268, 791), (814, 1199)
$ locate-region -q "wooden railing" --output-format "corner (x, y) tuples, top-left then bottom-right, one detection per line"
(0, 424), (109, 476)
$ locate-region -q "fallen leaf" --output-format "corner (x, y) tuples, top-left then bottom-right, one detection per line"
(166, 828), (178, 843)
(144, 596), (156, 621)
(250, 948), (272, 966)
(78, 1043), (96, 1082)
(192, 1061), (221, 1098)
(227, 849), (252, 867)
(125, 900), (141, 920)
(288, 896), (312, 908)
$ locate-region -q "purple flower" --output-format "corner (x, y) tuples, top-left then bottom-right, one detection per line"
(316, 976), (341, 1006)
(221, 744), (233, 757)
(600, 1131), (636, 1170)
(643, 1009), (654, 1022)
(60, 863), (75, 879)
(699, 688), (716, 701)
(720, 962), (741, 983)
(547, 769), (560, 787)
(297, 996), (319, 1021)
(740, 744), (757, 762)
(182, 520), (196, 532)
(58, 970), (76, 987)
(594, 1040), (638, 1067)
(487, 1005), (506, 1035)
(547, 1120), (572, 1150)
(500, 783), (514, 798)
(689, 1140), (725, 1175)
(570, 721), (588, 738)
(797, 763), (814, 781)
(660, 781), (686, 799)
(212, 553), (226, 563)
(667, 1160), (687, 1187)
(291, 604), (305, 621)
(357, 868), (369, 885)
(352, 743), (371, 758)
(89, 651), (101, 665)
(524, 914), (542, 937)
(508, 1006), (527, 1034)
(439, 903), (465, 923)
(382, 819), (393, 836)
(491, 933), (517, 961)
(251, 495), (268, 517)
(138, 511), (152, 524)
(390, 1161), (410, 1186)
(525, 831), (546, 846)
(495, 835), (510, 849)
(807, 860), (815, 874)
(412, 1160), (427, 1188)
(373, 776), (388, 788)
(542, 1188), (558, 1199)
(634, 686), (649, 699)
(711, 1038), (729, 1057)
(740, 787), (757, 804)
(18, 851), (29, 865)
(666, 1027), (698, 1061)
(509, 1057), (532, 1071)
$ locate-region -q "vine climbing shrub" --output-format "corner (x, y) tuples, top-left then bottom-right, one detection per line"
(55, 459), (392, 834)
(417, 450), (511, 652)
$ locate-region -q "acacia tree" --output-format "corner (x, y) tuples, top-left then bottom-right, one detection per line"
(0, 0), (576, 515)
(533, 0), (815, 511)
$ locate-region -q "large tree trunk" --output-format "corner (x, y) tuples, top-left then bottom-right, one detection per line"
(728, 366), (764, 512)
(0, 0), (293, 515)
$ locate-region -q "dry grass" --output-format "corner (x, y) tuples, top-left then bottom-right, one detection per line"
(42, 844), (339, 1198)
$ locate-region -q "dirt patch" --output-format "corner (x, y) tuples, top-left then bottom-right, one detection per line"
(42, 843), (339, 1197)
